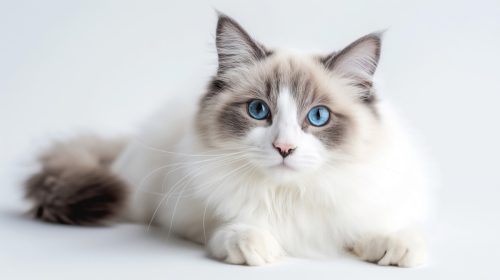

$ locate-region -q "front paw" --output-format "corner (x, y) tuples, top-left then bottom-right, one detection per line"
(207, 224), (284, 266)
(353, 230), (427, 267)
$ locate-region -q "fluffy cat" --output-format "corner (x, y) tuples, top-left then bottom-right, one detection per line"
(25, 14), (430, 267)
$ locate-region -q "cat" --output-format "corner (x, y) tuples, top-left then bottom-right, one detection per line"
(25, 14), (430, 267)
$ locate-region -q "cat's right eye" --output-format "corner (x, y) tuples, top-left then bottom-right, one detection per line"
(247, 99), (270, 120)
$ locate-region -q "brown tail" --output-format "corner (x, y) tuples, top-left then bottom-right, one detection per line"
(24, 135), (129, 225)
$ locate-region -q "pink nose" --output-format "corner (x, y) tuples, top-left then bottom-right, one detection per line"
(273, 143), (296, 158)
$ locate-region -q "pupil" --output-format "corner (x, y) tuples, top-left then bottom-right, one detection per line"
(316, 109), (321, 120)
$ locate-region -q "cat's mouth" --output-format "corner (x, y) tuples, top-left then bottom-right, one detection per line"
(264, 160), (304, 183)
(272, 161), (297, 172)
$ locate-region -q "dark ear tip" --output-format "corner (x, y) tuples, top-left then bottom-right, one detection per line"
(215, 11), (236, 28)
(215, 9), (227, 19)
(363, 32), (383, 45)
(365, 30), (385, 47)
(372, 30), (386, 38)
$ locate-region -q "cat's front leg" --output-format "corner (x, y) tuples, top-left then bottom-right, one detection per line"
(352, 229), (427, 267)
(207, 223), (284, 266)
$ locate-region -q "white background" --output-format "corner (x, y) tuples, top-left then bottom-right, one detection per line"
(1, 0), (499, 279)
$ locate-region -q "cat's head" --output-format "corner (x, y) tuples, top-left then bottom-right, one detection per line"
(197, 14), (382, 183)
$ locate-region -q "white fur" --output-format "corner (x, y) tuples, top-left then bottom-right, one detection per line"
(111, 50), (430, 267)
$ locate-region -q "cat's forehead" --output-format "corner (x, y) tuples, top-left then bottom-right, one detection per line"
(225, 54), (335, 112)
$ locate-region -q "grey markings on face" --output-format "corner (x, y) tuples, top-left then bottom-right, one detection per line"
(217, 102), (255, 138)
(306, 113), (349, 148)
(197, 14), (384, 150)
(285, 62), (350, 148)
(200, 58), (353, 150)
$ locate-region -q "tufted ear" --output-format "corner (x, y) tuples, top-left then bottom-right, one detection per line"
(215, 14), (269, 73)
(322, 33), (382, 100)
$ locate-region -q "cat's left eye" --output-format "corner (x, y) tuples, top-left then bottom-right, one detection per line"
(307, 106), (330, 127)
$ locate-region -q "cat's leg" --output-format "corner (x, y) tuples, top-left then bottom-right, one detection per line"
(352, 228), (427, 267)
(207, 223), (284, 266)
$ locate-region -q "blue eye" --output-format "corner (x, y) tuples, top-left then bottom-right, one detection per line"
(307, 106), (330, 127)
(248, 99), (270, 120)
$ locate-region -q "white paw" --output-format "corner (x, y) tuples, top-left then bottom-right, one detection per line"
(208, 224), (284, 266)
(353, 230), (427, 267)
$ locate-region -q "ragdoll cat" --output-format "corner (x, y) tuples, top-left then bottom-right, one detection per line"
(25, 14), (430, 267)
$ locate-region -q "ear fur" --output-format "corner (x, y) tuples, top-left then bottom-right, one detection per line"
(322, 33), (382, 100)
(215, 13), (269, 73)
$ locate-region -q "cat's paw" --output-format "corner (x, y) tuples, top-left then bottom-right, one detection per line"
(353, 230), (427, 267)
(208, 224), (284, 266)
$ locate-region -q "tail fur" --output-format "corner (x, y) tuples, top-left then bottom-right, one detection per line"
(24, 135), (129, 225)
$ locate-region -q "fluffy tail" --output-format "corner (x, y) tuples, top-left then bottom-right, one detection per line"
(24, 135), (129, 225)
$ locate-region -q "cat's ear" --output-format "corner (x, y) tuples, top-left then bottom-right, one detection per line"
(215, 14), (268, 73)
(322, 33), (382, 97)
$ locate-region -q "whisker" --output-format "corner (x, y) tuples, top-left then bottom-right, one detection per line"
(165, 161), (254, 239)
(146, 166), (206, 231)
(158, 151), (249, 192)
(202, 164), (256, 244)
(134, 150), (250, 198)
(134, 138), (252, 157)
(147, 154), (251, 232)
(164, 157), (254, 199)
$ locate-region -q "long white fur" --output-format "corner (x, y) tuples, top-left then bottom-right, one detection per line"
(111, 35), (430, 267)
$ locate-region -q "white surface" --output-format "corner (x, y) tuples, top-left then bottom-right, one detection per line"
(1, 0), (499, 279)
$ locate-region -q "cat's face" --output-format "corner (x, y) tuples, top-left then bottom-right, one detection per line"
(197, 15), (381, 182)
